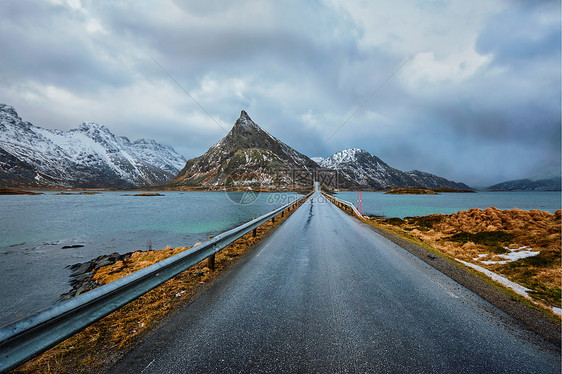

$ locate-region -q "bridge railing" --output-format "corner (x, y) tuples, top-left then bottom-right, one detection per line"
(322, 192), (363, 219)
(0, 192), (312, 372)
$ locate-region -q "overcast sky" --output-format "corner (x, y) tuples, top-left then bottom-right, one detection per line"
(1, 0), (560, 187)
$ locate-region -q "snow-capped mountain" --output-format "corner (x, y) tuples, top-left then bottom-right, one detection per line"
(0, 104), (186, 188)
(1, 103), (471, 191)
(405, 170), (471, 190)
(170, 111), (320, 188)
(320, 148), (471, 190)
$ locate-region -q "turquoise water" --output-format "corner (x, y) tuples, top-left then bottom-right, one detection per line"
(0, 191), (298, 250)
(2, 189), (560, 325)
(335, 191), (561, 218)
(0, 191), (298, 325)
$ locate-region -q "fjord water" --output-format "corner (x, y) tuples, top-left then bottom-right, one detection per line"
(1, 190), (560, 326)
(335, 190), (561, 218)
(0, 191), (298, 326)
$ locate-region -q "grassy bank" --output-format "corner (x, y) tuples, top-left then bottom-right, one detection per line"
(367, 208), (561, 312)
(12, 198), (307, 374)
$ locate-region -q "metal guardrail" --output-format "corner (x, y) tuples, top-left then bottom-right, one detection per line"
(0, 192), (311, 372)
(322, 192), (363, 218)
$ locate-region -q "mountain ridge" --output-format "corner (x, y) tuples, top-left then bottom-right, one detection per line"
(0, 104), (186, 188)
(0, 105), (473, 190)
(488, 177), (561, 191)
(319, 148), (471, 190)
(170, 113), (471, 191)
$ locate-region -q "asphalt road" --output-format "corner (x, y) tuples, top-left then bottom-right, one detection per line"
(110, 190), (560, 374)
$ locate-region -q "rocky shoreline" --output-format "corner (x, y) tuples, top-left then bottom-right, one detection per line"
(60, 252), (133, 301)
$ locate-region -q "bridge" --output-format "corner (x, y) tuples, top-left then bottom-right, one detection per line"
(1, 183), (560, 373)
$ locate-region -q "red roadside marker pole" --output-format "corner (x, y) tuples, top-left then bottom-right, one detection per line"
(359, 191), (362, 215)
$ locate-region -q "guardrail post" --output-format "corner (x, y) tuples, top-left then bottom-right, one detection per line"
(206, 235), (216, 271)
(207, 253), (215, 271)
(281, 210), (284, 217)
(253, 228), (257, 237)
(272, 216), (276, 223)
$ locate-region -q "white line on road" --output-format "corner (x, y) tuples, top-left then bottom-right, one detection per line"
(141, 359), (155, 373)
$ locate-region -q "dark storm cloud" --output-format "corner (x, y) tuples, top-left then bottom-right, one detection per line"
(0, 1), (133, 92)
(97, 0), (359, 76)
(340, 0), (561, 186)
(0, 0), (559, 187)
(476, 1), (561, 65)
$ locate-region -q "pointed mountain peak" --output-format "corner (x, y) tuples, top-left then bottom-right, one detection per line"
(169, 109), (320, 188)
(216, 110), (277, 151)
(79, 122), (110, 133)
(233, 110), (261, 132)
(0, 104), (21, 120)
(324, 148), (370, 164)
(343, 148), (368, 156)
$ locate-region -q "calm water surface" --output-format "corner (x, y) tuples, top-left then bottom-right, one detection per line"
(335, 190), (561, 218)
(0, 191), (298, 326)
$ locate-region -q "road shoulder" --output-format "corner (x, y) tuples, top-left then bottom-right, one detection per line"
(362, 221), (561, 349)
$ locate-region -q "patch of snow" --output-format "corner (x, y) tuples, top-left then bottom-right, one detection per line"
(456, 259), (532, 298)
(478, 246), (540, 265)
(446, 290), (459, 299)
(320, 148), (365, 168)
(552, 307), (562, 316)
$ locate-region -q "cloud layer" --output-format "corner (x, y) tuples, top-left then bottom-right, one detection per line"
(1, 0), (559, 187)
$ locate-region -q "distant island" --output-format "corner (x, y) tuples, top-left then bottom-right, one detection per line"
(385, 187), (475, 195)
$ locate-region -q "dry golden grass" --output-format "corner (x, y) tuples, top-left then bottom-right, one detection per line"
(11, 201), (305, 374)
(367, 208), (561, 309)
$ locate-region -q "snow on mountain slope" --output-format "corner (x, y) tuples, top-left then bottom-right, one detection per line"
(0, 104), (186, 188)
(0, 103), (471, 190)
(321, 148), (471, 190)
(319, 148), (411, 189)
(406, 170), (472, 190)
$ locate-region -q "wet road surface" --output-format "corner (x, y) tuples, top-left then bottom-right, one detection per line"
(110, 190), (560, 373)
